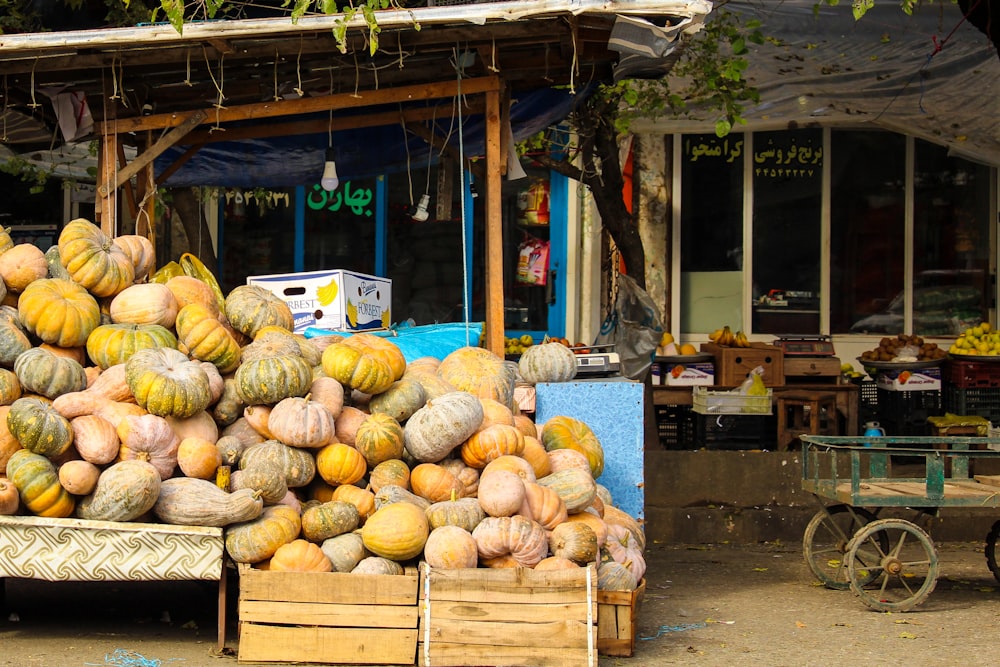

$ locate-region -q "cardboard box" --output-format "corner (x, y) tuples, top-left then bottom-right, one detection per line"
(876, 366), (942, 391)
(702, 342), (784, 387)
(660, 360), (715, 386)
(597, 579), (645, 657)
(237, 563), (419, 665)
(419, 563), (597, 667)
(247, 269), (391, 333)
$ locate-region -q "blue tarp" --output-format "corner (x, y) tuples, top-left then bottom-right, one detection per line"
(156, 86), (589, 187)
(304, 321), (484, 364)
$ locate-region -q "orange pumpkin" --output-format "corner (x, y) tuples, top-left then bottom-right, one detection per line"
(410, 463), (464, 503)
(315, 442), (367, 486)
(460, 423), (525, 469)
(177, 436), (223, 479)
(268, 538), (333, 572)
(369, 458), (410, 492)
(424, 525), (479, 570)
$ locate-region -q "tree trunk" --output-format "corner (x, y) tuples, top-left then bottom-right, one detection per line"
(168, 187), (217, 267)
(535, 94), (647, 290)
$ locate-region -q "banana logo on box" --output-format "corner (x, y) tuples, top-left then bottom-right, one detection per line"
(317, 278), (339, 306)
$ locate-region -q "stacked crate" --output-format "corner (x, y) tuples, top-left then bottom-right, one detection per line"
(942, 359), (1000, 425)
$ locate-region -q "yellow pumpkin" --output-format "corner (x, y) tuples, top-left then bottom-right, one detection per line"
(174, 302), (241, 373)
(361, 501), (429, 561)
(18, 278), (101, 348)
(58, 219), (135, 297)
(321, 344), (394, 395)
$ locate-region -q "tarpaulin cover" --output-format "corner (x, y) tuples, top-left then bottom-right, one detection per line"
(304, 321), (484, 364)
(155, 86), (588, 188)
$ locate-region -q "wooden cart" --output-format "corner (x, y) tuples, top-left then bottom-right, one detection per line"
(800, 435), (1000, 611)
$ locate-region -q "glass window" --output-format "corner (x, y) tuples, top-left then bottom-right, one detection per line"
(751, 129), (823, 335)
(679, 134), (745, 334)
(830, 130), (906, 335)
(911, 141), (991, 336)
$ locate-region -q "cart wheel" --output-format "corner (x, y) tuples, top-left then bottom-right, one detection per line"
(846, 518), (939, 612)
(803, 505), (885, 590)
(984, 520), (1000, 584)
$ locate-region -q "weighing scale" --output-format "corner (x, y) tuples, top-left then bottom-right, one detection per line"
(774, 335), (836, 357)
(574, 344), (621, 377)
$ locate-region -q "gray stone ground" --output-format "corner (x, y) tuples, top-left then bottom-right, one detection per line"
(3, 540), (1000, 667)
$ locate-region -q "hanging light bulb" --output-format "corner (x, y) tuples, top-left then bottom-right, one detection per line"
(412, 193), (430, 222)
(321, 147), (340, 192)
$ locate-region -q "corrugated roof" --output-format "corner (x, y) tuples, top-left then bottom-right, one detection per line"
(633, 1), (1000, 166)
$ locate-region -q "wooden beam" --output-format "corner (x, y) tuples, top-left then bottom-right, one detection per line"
(182, 102), (484, 145)
(484, 86), (504, 357)
(98, 110), (207, 198)
(98, 133), (117, 236)
(117, 140), (138, 221)
(98, 76), (501, 134)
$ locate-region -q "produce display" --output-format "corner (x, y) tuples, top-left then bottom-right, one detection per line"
(859, 333), (948, 363)
(948, 322), (1000, 357)
(0, 219), (643, 593)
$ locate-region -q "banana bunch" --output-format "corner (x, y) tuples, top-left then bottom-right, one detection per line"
(317, 278), (339, 306)
(708, 325), (750, 348)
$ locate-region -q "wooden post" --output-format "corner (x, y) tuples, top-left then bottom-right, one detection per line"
(484, 87), (504, 357)
(97, 132), (117, 236)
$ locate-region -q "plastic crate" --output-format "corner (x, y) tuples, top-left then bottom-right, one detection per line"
(858, 379), (879, 433)
(875, 388), (942, 436)
(655, 405), (696, 449)
(691, 386), (772, 415)
(694, 413), (777, 450)
(943, 359), (1000, 388)
(942, 386), (1000, 425)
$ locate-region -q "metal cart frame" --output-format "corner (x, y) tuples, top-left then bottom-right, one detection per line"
(800, 435), (1000, 611)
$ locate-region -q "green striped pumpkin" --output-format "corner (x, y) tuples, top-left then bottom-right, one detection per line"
(86, 323), (178, 370)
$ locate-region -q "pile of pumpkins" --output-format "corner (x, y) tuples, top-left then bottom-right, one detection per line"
(0, 218), (644, 593)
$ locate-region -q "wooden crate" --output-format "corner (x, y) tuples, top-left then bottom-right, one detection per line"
(702, 342), (784, 387)
(597, 579), (645, 657)
(783, 356), (842, 382)
(419, 563), (598, 667)
(237, 563), (420, 665)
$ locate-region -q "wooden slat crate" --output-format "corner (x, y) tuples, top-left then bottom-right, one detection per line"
(702, 341), (784, 387)
(237, 563), (420, 665)
(597, 579), (646, 657)
(419, 563), (598, 667)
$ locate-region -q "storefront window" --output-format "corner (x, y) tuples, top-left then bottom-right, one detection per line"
(679, 133), (745, 334)
(220, 188), (297, 292)
(911, 142), (991, 335)
(303, 177), (378, 275)
(831, 131), (906, 334)
(385, 166), (469, 326)
(751, 129), (823, 335)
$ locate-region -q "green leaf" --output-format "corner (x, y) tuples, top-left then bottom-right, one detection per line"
(161, 0), (184, 34)
(715, 118), (732, 137)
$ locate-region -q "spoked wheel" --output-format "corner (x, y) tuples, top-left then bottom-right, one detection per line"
(845, 518), (939, 612)
(803, 505), (885, 590)
(984, 520), (1000, 584)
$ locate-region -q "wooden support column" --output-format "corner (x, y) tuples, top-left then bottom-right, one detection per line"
(97, 132), (117, 236)
(483, 86), (504, 357)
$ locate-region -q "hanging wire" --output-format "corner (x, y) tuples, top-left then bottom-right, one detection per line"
(422, 105), (437, 196)
(452, 45), (471, 341)
(400, 110), (414, 207)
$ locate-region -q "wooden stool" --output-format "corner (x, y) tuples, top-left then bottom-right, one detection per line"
(777, 390), (839, 451)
